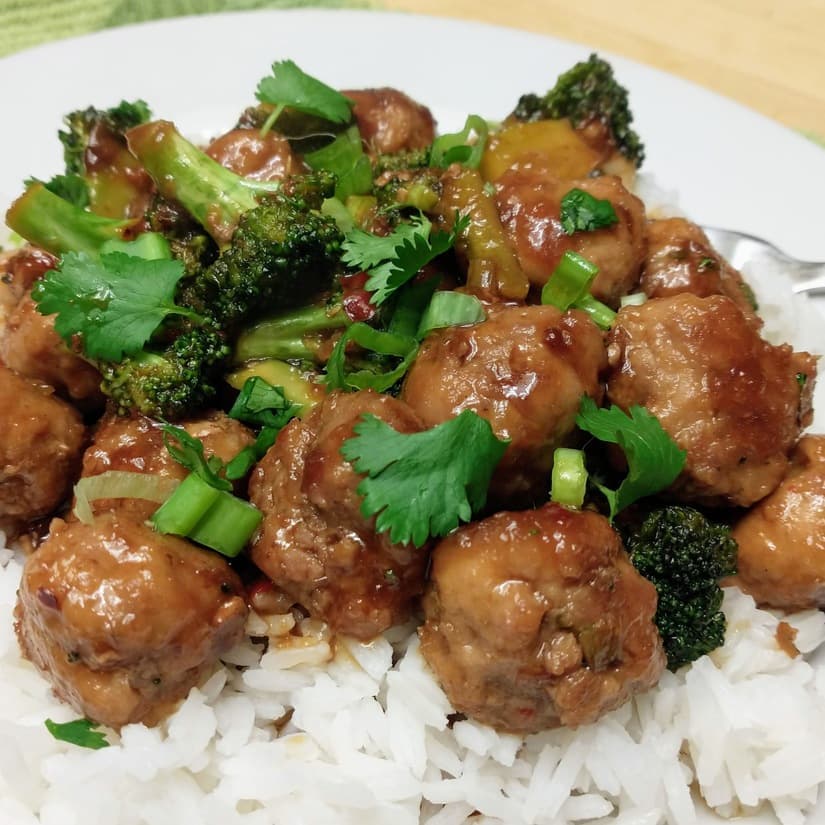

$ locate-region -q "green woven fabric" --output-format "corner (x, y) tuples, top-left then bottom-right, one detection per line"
(0, 0), (366, 57)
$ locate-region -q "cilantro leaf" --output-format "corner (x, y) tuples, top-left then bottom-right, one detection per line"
(560, 188), (619, 235)
(45, 718), (110, 750)
(161, 424), (232, 492)
(256, 59), (353, 129)
(32, 252), (201, 362)
(576, 396), (687, 520)
(340, 410), (508, 547)
(342, 213), (470, 306)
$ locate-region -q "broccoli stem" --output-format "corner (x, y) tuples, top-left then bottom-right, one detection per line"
(5, 183), (138, 257)
(126, 120), (281, 246)
(234, 302), (352, 363)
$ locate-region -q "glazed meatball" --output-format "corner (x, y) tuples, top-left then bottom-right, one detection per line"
(248, 390), (428, 640)
(640, 218), (758, 322)
(420, 503), (665, 733)
(0, 365), (85, 531)
(2, 289), (104, 407)
(400, 304), (606, 505)
(206, 128), (303, 181)
(79, 411), (255, 521)
(14, 512), (247, 729)
(606, 294), (817, 507)
(729, 436), (825, 610)
(495, 171), (646, 306)
(342, 88), (436, 155)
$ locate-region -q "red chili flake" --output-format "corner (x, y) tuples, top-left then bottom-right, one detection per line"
(341, 272), (377, 323)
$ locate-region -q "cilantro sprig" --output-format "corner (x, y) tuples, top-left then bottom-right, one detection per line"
(341, 410), (508, 547)
(45, 718), (110, 750)
(32, 252), (202, 362)
(342, 213), (470, 306)
(256, 59), (353, 135)
(560, 188), (619, 235)
(576, 396), (686, 520)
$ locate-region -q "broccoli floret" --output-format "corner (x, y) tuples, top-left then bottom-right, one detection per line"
(145, 195), (218, 278)
(512, 54), (645, 167)
(625, 506), (738, 671)
(374, 168), (442, 214)
(59, 100), (151, 176)
(100, 326), (230, 419)
(176, 192), (343, 330)
(372, 148), (432, 177)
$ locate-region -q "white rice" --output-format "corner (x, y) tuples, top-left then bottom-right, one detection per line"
(2, 548), (825, 825)
(1, 197), (824, 824)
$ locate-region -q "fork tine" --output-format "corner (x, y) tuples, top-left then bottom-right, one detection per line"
(701, 226), (825, 294)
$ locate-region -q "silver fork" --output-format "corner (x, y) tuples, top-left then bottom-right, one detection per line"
(701, 226), (825, 295)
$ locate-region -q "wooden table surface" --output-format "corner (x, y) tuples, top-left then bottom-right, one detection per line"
(382, 0), (825, 141)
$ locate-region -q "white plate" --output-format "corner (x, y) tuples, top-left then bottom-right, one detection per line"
(0, 10), (823, 825)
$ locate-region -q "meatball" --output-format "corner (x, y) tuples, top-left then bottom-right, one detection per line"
(248, 390), (428, 640)
(14, 512), (247, 729)
(640, 218), (759, 322)
(2, 289), (104, 407)
(606, 294), (817, 507)
(728, 436), (825, 610)
(419, 503), (665, 733)
(342, 88), (436, 155)
(495, 171), (646, 306)
(206, 128), (303, 181)
(0, 365), (85, 531)
(400, 304), (606, 505)
(79, 411), (255, 521)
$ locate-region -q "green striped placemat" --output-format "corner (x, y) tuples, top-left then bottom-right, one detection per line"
(0, 0), (366, 57)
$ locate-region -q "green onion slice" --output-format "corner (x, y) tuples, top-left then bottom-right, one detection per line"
(417, 291), (486, 339)
(430, 115), (489, 169)
(541, 250), (599, 310)
(550, 448), (588, 508)
(325, 323), (419, 392)
(151, 473), (262, 558)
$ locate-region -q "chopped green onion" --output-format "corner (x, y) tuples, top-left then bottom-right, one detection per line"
(576, 294), (617, 330)
(620, 292), (647, 308)
(325, 323), (419, 392)
(151, 473), (221, 535)
(430, 115), (489, 169)
(99, 232), (171, 260)
(305, 125), (372, 201)
(541, 250), (616, 329)
(185, 492), (263, 557)
(151, 473), (262, 557)
(550, 448), (588, 508)
(388, 277), (440, 339)
(73, 471), (180, 524)
(541, 250), (599, 310)
(417, 291), (486, 339)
